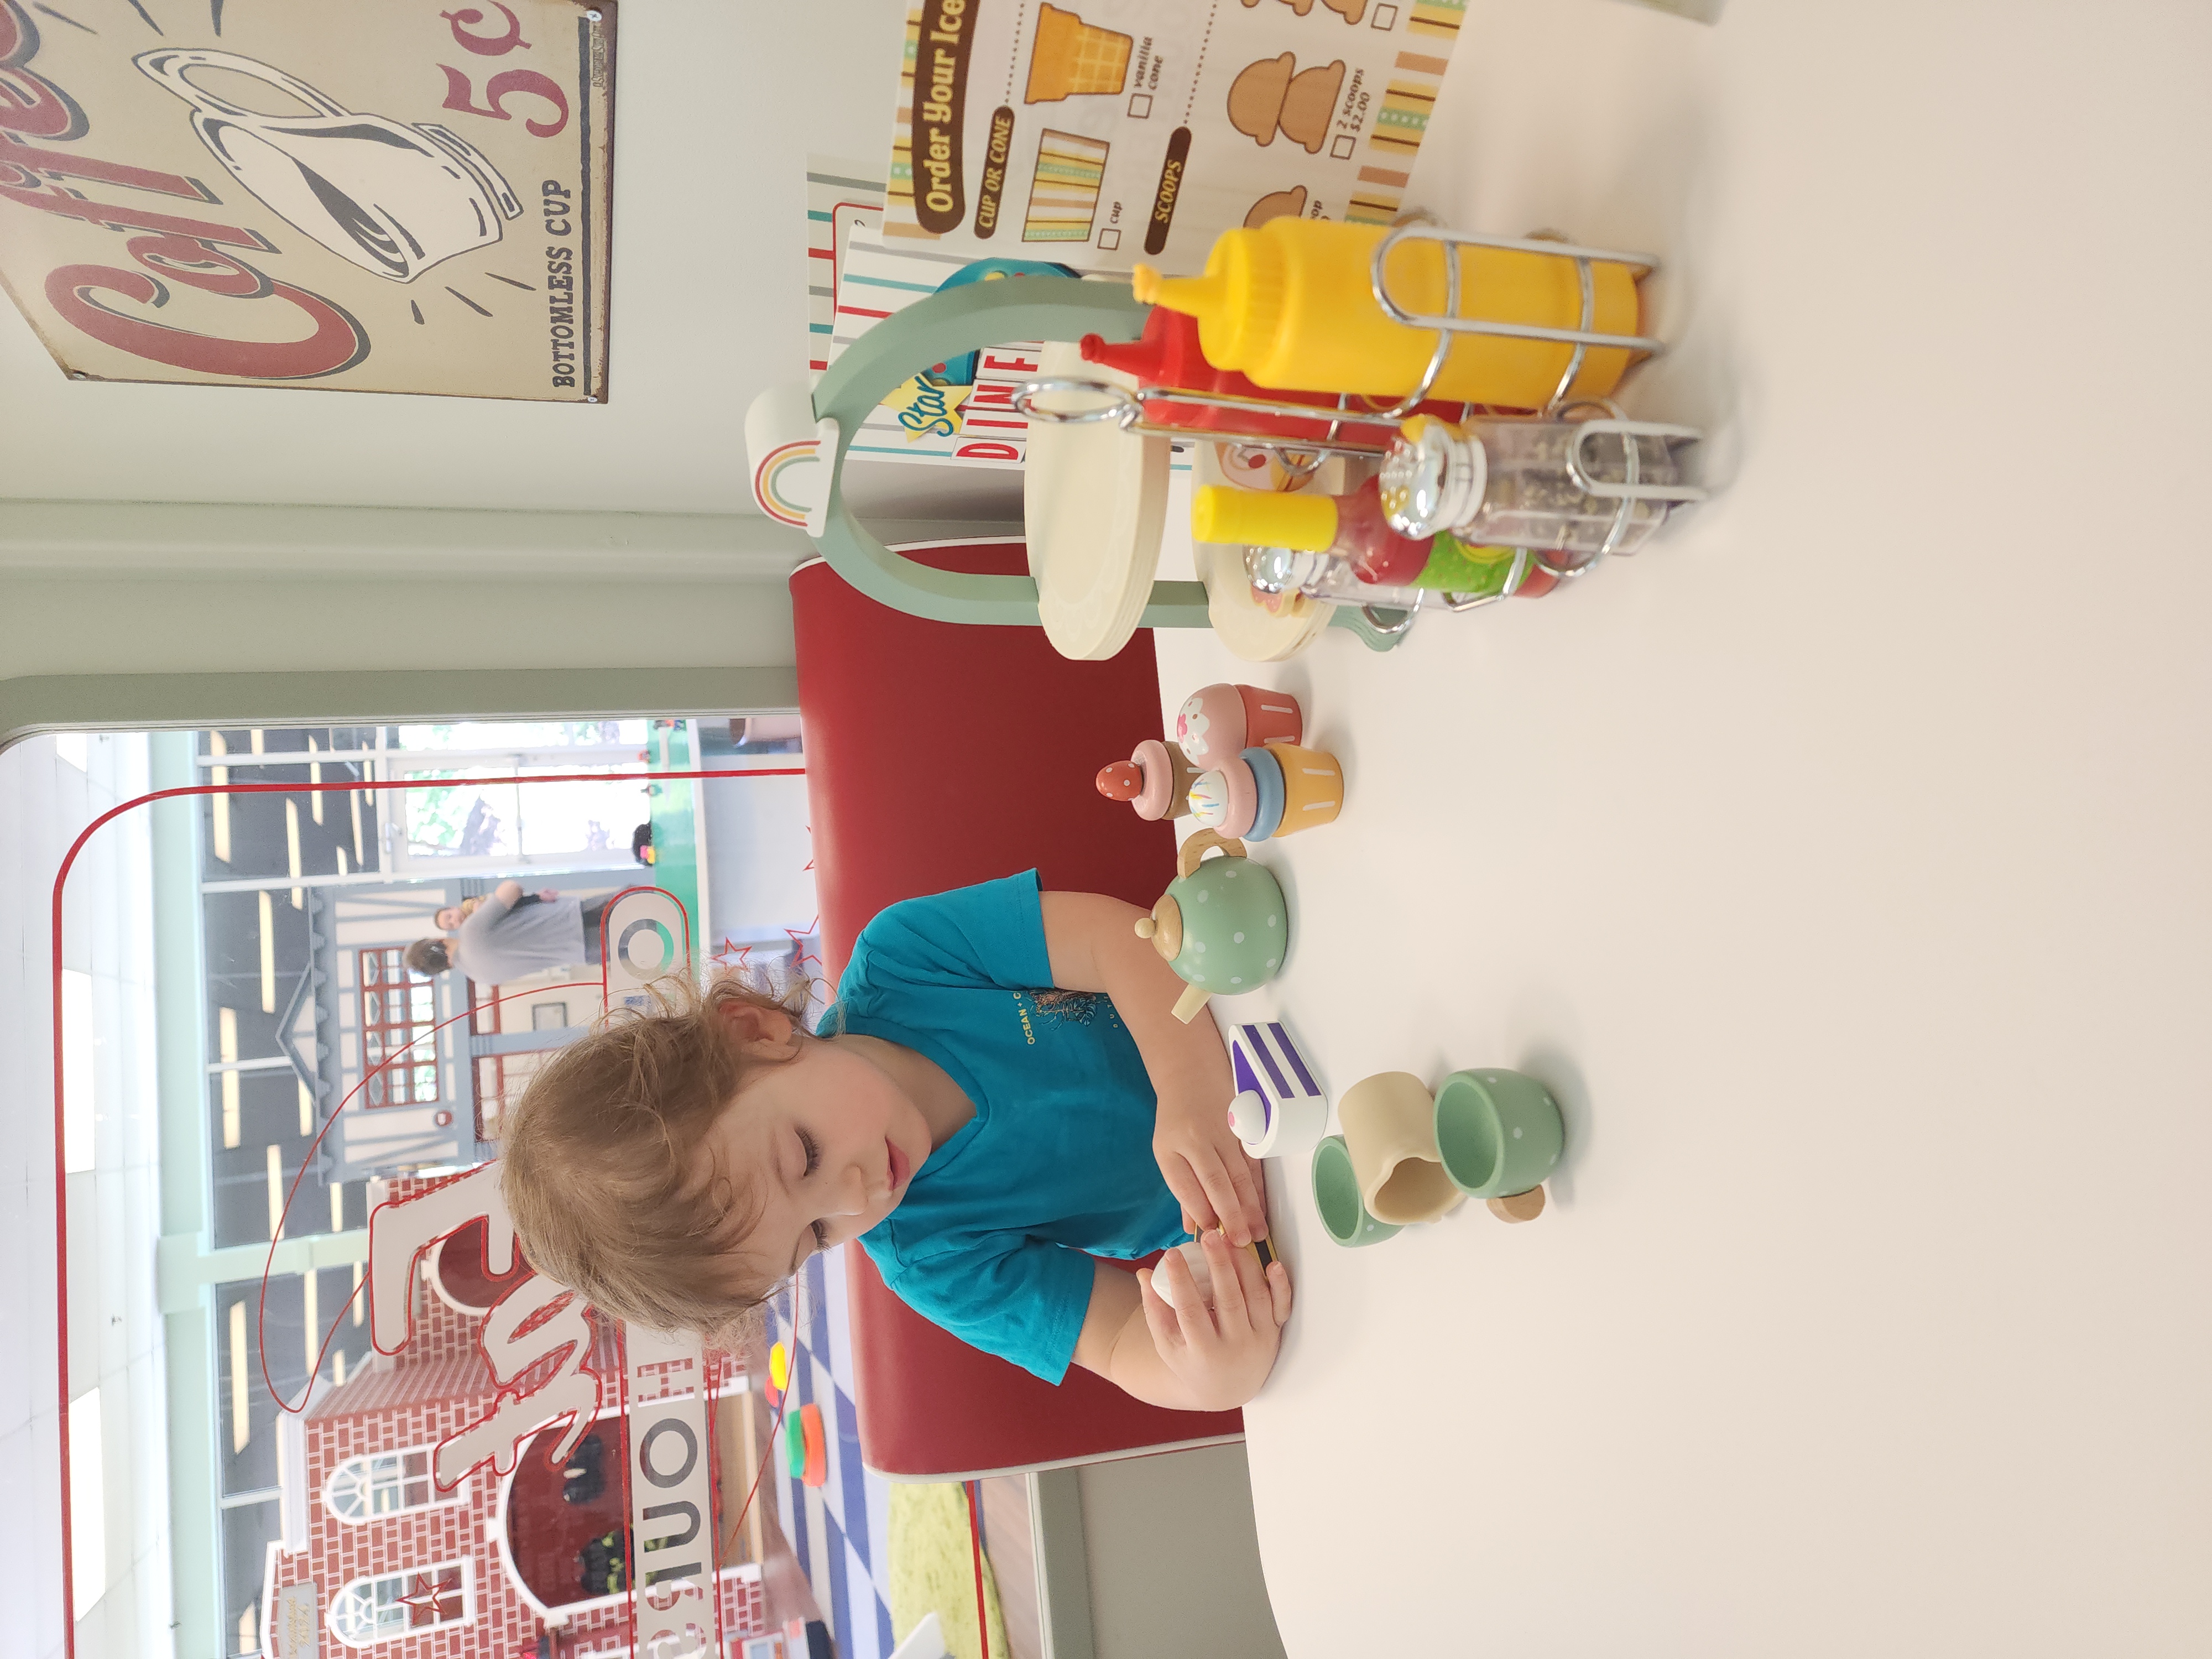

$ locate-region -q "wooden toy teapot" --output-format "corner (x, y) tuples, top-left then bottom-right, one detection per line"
(1134, 830), (1290, 1022)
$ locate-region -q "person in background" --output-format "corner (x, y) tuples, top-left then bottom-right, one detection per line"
(404, 881), (611, 987)
(431, 890), (556, 933)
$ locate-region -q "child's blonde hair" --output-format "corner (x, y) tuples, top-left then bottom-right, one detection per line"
(497, 968), (815, 1338)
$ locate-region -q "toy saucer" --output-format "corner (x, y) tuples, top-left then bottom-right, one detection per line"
(1023, 341), (1172, 661)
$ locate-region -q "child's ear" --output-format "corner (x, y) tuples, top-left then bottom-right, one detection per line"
(719, 998), (799, 1056)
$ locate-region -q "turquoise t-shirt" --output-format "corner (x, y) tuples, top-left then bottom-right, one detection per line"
(837, 871), (1186, 1383)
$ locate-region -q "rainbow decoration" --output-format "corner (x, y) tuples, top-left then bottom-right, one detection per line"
(751, 439), (825, 527)
(1023, 129), (1111, 243)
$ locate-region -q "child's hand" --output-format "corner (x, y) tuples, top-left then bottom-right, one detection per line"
(1135, 1230), (1294, 1412)
(1154, 1089), (1269, 1247)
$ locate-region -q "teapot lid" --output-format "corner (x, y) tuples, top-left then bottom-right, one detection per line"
(1134, 893), (1183, 962)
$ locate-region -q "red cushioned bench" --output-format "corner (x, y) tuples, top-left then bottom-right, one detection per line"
(791, 541), (1244, 1480)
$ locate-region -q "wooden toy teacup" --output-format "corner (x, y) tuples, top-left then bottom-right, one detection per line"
(1311, 1135), (1401, 1247)
(1336, 1071), (1464, 1225)
(1434, 1069), (1564, 1223)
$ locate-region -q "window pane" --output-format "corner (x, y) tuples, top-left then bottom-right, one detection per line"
(401, 774), (523, 860)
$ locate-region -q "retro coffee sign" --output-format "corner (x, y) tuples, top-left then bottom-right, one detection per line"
(0, 0), (613, 399)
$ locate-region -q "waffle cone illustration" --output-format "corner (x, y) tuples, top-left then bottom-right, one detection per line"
(1245, 185), (1308, 227)
(1279, 60), (1345, 154)
(1026, 4), (1133, 103)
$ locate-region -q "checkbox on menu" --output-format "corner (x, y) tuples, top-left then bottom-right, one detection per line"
(1128, 92), (1152, 118)
(1371, 3), (1399, 25)
(1330, 134), (1358, 160)
(1098, 227), (1123, 250)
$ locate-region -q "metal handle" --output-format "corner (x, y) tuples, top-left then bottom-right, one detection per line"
(1177, 828), (1247, 879)
(1563, 420), (1708, 503)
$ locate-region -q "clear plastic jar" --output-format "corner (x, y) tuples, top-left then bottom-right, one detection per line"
(1381, 416), (1697, 559)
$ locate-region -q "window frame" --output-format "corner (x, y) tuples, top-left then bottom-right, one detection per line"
(356, 948), (441, 1108)
(326, 1559), (472, 1646)
(321, 1446), (467, 1525)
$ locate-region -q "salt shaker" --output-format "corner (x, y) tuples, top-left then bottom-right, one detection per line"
(1380, 415), (1705, 561)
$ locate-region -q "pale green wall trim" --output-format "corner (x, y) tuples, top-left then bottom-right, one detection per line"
(0, 499), (819, 582)
(0, 498), (1016, 581)
(0, 666), (801, 751)
(152, 730), (221, 1659)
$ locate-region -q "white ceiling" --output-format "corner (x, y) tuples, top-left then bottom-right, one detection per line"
(0, 0), (916, 517)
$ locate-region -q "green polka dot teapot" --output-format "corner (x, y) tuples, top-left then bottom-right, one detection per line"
(1134, 829), (1291, 1023)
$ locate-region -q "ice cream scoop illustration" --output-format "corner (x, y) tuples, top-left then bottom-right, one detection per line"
(134, 49), (523, 282)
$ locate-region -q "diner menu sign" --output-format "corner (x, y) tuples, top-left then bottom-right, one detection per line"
(0, 0), (613, 399)
(884, 0), (1467, 270)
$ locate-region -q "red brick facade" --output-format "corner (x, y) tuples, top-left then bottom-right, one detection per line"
(267, 1178), (762, 1657)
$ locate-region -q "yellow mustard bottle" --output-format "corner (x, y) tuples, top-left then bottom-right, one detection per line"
(1132, 220), (1644, 410)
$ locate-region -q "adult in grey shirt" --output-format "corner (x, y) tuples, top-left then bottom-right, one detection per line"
(404, 880), (611, 987)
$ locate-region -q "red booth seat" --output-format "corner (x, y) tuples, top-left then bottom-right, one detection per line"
(791, 542), (1244, 1480)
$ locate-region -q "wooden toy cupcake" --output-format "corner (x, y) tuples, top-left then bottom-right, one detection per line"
(1175, 682), (1304, 766)
(1265, 742), (1344, 832)
(1097, 738), (1199, 821)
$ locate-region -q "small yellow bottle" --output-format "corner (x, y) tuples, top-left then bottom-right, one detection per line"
(1132, 220), (1644, 410)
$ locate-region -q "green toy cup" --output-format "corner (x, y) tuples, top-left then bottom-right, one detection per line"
(1312, 1135), (1402, 1247)
(1433, 1069), (1564, 1199)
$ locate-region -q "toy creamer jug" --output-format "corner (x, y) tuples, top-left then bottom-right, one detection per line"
(1134, 830), (1290, 1022)
(134, 49), (523, 282)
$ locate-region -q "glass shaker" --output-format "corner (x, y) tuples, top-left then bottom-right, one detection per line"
(1379, 415), (1705, 560)
(1244, 540), (1553, 613)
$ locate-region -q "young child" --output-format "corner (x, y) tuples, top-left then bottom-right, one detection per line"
(500, 870), (1293, 1411)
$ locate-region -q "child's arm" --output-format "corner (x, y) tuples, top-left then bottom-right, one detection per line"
(1072, 1235), (1293, 1410)
(1040, 890), (1268, 1246)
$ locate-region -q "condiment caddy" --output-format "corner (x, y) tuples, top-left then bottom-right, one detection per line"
(1019, 212), (1709, 644)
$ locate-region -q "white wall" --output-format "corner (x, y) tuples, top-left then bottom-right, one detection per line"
(0, 0), (918, 515)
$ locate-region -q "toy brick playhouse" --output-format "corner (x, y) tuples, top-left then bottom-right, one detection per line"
(259, 1176), (766, 1656)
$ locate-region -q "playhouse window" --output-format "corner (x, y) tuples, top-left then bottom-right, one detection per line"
(327, 1563), (468, 1644)
(358, 948), (441, 1107)
(324, 1448), (441, 1521)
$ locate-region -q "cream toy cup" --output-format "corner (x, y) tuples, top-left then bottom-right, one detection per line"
(1335, 1071), (1464, 1225)
(1134, 830), (1290, 1022)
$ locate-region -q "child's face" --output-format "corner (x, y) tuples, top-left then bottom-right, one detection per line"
(702, 1037), (930, 1287)
(434, 905), (463, 931)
